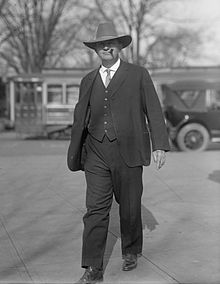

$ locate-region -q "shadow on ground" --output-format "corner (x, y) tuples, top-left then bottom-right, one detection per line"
(208, 170), (220, 184)
(103, 200), (158, 270)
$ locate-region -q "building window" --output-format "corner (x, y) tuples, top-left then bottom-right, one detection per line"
(66, 85), (79, 106)
(47, 84), (62, 104)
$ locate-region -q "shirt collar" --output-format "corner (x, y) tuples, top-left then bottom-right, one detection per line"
(100, 58), (121, 74)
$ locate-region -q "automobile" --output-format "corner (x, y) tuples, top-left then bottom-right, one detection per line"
(161, 80), (220, 151)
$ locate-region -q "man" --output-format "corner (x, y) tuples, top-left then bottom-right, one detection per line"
(67, 22), (170, 284)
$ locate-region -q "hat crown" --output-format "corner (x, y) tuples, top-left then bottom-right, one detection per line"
(83, 22), (132, 49)
(95, 22), (118, 40)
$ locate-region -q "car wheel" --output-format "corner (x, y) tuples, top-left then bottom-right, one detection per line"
(177, 123), (210, 151)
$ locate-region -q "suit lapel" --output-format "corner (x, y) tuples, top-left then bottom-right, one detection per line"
(108, 60), (129, 97)
(80, 60), (129, 102)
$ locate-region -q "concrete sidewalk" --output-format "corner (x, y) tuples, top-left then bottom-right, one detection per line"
(0, 136), (220, 283)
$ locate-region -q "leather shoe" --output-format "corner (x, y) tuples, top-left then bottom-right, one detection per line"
(122, 253), (137, 271)
(74, 266), (103, 284)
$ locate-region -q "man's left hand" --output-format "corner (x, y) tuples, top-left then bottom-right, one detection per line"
(153, 150), (166, 170)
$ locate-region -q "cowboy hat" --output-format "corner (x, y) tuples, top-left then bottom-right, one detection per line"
(83, 22), (132, 50)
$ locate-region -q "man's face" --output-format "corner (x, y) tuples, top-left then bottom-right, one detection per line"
(95, 39), (122, 63)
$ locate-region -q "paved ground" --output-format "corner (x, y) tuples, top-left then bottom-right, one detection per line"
(0, 132), (220, 284)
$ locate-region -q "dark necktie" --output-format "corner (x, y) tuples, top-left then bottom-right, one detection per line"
(105, 68), (112, 87)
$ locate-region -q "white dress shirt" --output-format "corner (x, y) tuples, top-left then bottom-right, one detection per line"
(99, 58), (120, 85)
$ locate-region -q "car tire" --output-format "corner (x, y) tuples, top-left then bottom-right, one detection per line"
(177, 123), (210, 151)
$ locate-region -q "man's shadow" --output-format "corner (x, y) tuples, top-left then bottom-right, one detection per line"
(103, 199), (159, 270)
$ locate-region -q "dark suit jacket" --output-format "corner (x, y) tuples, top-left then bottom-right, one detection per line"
(67, 60), (170, 171)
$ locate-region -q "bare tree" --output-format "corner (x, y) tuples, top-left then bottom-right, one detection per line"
(0, 0), (7, 44)
(0, 0), (85, 73)
(145, 27), (202, 67)
(80, 0), (203, 67)
(0, 0), (206, 73)
(0, 0), (6, 13)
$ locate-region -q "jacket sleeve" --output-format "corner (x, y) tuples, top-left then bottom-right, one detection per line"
(71, 77), (86, 128)
(141, 68), (170, 152)
(67, 77), (88, 171)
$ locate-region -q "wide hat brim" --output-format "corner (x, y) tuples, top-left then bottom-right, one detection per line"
(83, 34), (132, 50)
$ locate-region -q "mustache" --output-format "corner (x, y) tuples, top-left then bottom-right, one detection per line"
(102, 48), (114, 54)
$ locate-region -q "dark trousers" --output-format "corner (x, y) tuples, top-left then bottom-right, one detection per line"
(82, 135), (143, 269)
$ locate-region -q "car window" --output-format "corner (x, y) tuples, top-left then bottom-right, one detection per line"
(176, 90), (204, 109)
(207, 90), (220, 110)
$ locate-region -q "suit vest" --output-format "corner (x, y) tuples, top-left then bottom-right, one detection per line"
(88, 73), (116, 141)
